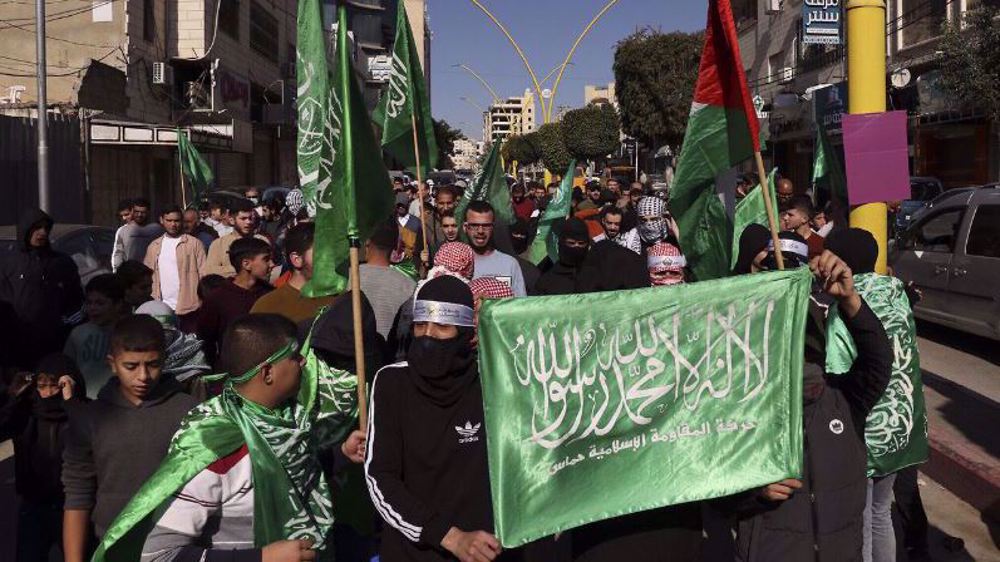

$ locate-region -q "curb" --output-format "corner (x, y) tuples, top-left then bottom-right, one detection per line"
(922, 421), (1000, 526)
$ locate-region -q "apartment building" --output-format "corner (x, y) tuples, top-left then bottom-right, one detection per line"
(484, 89), (536, 144)
(736, 0), (999, 191)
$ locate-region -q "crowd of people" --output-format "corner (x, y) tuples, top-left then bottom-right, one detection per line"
(0, 172), (931, 562)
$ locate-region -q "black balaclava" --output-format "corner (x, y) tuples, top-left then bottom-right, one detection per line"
(558, 217), (590, 268)
(510, 219), (532, 255)
(824, 228), (878, 275)
(32, 352), (83, 420)
(407, 276), (477, 406)
(733, 224), (771, 275)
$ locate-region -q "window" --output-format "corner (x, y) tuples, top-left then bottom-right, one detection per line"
(250, 1), (278, 63)
(143, 0), (155, 42)
(219, 0), (240, 41)
(896, 0), (947, 48)
(906, 209), (964, 252)
(966, 205), (1000, 258)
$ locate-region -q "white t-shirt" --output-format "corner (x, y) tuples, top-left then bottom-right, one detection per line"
(158, 236), (182, 311)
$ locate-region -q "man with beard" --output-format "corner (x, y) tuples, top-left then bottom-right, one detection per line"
(204, 198), (270, 278)
(365, 275), (513, 562)
(592, 206), (640, 254)
(464, 201), (526, 297)
(534, 218), (590, 296)
(511, 184), (535, 222)
(182, 207), (218, 251)
(111, 198), (164, 272)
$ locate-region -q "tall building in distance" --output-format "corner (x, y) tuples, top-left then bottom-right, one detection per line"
(450, 138), (481, 172)
(584, 82), (617, 109)
(484, 89), (536, 144)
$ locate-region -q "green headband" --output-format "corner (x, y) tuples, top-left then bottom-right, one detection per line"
(204, 339), (298, 385)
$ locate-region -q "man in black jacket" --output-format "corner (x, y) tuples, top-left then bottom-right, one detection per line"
(365, 275), (510, 562)
(730, 250), (893, 562)
(0, 209), (84, 370)
(534, 218), (590, 296)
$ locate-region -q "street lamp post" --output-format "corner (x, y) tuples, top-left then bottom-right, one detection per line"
(452, 63), (502, 104)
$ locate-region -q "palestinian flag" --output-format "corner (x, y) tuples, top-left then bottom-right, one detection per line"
(670, 0), (761, 281)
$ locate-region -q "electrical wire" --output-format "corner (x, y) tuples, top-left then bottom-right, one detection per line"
(0, 0), (117, 25)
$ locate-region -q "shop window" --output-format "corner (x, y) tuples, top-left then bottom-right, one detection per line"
(220, 0), (240, 41)
(897, 0), (947, 48)
(906, 209), (964, 252)
(966, 205), (1000, 258)
(250, 1), (279, 62)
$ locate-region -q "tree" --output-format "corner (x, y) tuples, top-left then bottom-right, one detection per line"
(503, 132), (542, 165)
(613, 29), (703, 148)
(432, 118), (466, 170)
(561, 103), (620, 162)
(939, 6), (1000, 124)
(536, 122), (572, 175)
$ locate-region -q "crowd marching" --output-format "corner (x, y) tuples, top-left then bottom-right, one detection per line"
(0, 172), (930, 562)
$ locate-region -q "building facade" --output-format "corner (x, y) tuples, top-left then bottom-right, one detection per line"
(736, 0), (999, 193)
(484, 89), (536, 144)
(450, 137), (481, 172)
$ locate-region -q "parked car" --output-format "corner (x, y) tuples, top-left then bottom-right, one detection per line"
(0, 224), (115, 286)
(894, 177), (944, 234)
(889, 185), (1000, 340)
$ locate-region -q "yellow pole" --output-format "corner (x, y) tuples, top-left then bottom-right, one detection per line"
(846, 0), (889, 274)
(454, 64), (501, 104)
(546, 0), (620, 122)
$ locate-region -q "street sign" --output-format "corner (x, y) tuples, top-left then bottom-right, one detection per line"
(803, 0), (842, 45)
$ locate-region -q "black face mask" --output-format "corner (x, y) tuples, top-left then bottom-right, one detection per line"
(407, 333), (476, 406)
(511, 234), (529, 255)
(559, 243), (588, 267)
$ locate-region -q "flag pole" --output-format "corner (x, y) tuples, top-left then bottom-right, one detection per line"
(410, 113), (431, 275)
(349, 243), (368, 430)
(753, 151), (784, 270)
(178, 147), (188, 209)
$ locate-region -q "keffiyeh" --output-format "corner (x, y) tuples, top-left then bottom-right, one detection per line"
(469, 277), (515, 300)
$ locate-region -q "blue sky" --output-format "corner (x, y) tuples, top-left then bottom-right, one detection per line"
(429, 0), (708, 139)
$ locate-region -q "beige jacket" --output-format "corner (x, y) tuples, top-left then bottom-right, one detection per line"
(203, 232), (270, 278)
(144, 234), (207, 315)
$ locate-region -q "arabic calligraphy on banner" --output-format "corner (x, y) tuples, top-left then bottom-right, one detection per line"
(803, 0), (842, 45)
(477, 268), (813, 547)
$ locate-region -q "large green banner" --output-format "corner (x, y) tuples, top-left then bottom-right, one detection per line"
(477, 268), (812, 547)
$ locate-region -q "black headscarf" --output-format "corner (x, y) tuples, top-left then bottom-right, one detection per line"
(307, 291), (387, 372)
(824, 228), (878, 275)
(407, 276), (477, 406)
(733, 224), (771, 275)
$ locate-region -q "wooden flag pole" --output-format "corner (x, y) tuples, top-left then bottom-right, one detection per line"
(178, 148), (188, 209)
(754, 151), (784, 270)
(349, 241), (368, 430)
(410, 112), (431, 274)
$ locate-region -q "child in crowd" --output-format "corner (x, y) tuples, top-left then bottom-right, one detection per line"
(62, 315), (198, 562)
(114, 260), (153, 311)
(1, 353), (83, 562)
(63, 274), (125, 398)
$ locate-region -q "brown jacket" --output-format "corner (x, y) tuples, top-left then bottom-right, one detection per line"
(203, 232), (270, 278)
(143, 234), (206, 315)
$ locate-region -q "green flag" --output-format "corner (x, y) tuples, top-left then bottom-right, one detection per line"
(730, 168), (778, 269)
(177, 130), (214, 203)
(373, 1), (437, 176)
(825, 273), (928, 477)
(299, 0), (395, 297)
(478, 268), (812, 547)
(811, 118), (848, 210)
(527, 159), (575, 264)
(456, 141), (514, 226)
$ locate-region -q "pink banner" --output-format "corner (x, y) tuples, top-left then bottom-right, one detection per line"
(843, 111), (910, 206)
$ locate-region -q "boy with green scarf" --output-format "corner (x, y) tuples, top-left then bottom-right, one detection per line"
(92, 313), (365, 562)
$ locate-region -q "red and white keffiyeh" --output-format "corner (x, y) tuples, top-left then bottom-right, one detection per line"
(469, 276), (515, 300)
(428, 242), (475, 282)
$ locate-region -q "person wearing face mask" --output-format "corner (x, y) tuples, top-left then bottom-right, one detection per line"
(732, 224), (772, 276)
(636, 196), (680, 251)
(507, 219), (541, 295)
(534, 218), (591, 296)
(365, 275), (516, 562)
(646, 241), (687, 286)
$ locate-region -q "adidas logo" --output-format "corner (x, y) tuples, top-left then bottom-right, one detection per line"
(455, 421), (482, 444)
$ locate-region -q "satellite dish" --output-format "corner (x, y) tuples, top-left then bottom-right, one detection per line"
(891, 68), (912, 89)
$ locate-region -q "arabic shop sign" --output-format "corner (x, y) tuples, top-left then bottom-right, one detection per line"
(477, 268), (812, 547)
(803, 0), (842, 45)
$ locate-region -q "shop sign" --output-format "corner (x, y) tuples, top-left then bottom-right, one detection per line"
(803, 0), (842, 45)
(812, 82), (848, 133)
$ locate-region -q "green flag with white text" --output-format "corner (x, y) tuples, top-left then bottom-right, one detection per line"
(456, 141), (513, 226)
(299, 0), (394, 297)
(527, 160), (575, 264)
(373, 1), (438, 176)
(478, 268), (812, 547)
(177, 130), (214, 204)
(730, 168), (777, 269)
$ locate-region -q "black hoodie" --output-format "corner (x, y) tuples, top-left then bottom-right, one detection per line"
(0, 209), (83, 368)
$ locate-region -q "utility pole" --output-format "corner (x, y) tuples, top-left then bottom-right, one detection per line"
(846, 0), (888, 273)
(36, 0), (50, 212)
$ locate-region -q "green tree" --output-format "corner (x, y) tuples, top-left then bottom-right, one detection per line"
(939, 6), (1000, 124)
(432, 119), (466, 170)
(537, 122), (572, 175)
(561, 103), (620, 162)
(613, 29), (703, 147)
(503, 132), (542, 165)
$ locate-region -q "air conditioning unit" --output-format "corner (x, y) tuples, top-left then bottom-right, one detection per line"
(152, 62), (173, 86)
(779, 67), (795, 84)
(765, 0), (782, 14)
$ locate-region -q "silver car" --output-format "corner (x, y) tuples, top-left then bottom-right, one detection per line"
(890, 186), (1000, 340)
